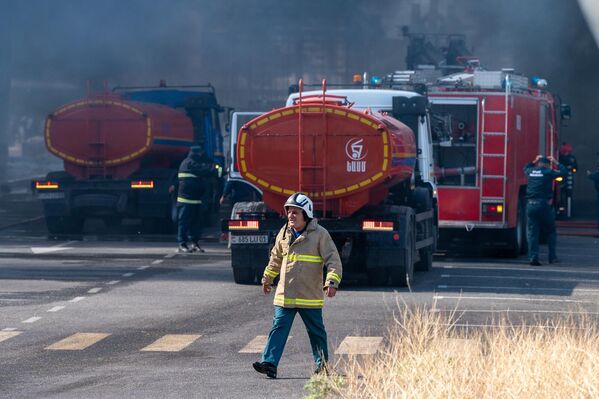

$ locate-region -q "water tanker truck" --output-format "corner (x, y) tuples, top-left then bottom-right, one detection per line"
(33, 83), (225, 234)
(223, 81), (437, 286)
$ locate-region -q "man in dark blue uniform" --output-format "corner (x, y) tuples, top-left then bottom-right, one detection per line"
(171, 146), (213, 253)
(586, 157), (599, 232)
(524, 155), (567, 265)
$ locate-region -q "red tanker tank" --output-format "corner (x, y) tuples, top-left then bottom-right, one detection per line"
(237, 96), (417, 217)
(45, 93), (193, 179)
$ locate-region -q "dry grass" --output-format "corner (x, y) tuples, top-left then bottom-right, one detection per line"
(312, 305), (599, 399)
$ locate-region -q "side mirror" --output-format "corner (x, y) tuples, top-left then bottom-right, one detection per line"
(560, 104), (571, 120)
(392, 96), (428, 116)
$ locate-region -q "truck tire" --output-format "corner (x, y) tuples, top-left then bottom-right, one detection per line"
(233, 266), (255, 284)
(46, 216), (83, 235)
(414, 247), (433, 272)
(389, 206), (415, 287)
(503, 198), (526, 257)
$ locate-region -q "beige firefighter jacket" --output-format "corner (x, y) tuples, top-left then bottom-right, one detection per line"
(262, 219), (342, 309)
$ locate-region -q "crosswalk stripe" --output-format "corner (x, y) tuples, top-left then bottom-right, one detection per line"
(46, 333), (111, 350)
(0, 331), (22, 343)
(239, 335), (293, 353)
(140, 334), (202, 352)
(334, 336), (383, 355)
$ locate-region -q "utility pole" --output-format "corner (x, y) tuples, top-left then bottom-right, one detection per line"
(0, 1), (14, 187)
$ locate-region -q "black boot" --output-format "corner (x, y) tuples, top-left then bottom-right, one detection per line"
(314, 364), (329, 376)
(252, 361), (277, 379)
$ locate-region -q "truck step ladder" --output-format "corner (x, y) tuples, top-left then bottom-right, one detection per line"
(297, 79), (329, 215)
(479, 76), (510, 224)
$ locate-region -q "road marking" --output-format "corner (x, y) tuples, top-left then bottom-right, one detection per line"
(440, 274), (599, 284)
(46, 333), (111, 350)
(137, 266), (150, 271)
(22, 317), (41, 323)
(436, 284), (599, 293)
(69, 297), (86, 303)
(433, 295), (593, 304)
(0, 331), (22, 343)
(165, 253), (176, 258)
(431, 309), (599, 315)
(30, 240), (77, 255)
(151, 260), (163, 265)
(2, 328), (18, 331)
(140, 334), (202, 352)
(238, 335), (293, 353)
(439, 265), (599, 275)
(335, 336), (383, 355)
(48, 306), (65, 312)
(122, 273), (134, 277)
(88, 287), (102, 294)
(107, 280), (121, 285)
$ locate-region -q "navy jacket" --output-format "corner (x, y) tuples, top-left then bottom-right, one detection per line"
(176, 154), (213, 204)
(524, 162), (567, 200)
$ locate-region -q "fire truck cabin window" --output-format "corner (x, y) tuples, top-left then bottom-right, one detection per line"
(430, 103), (478, 187)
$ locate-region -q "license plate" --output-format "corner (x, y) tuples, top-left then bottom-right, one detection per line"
(38, 192), (65, 200)
(231, 235), (268, 244)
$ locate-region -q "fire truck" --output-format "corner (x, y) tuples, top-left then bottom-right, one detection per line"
(223, 80), (437, 286)
(386, 66), (570, 255)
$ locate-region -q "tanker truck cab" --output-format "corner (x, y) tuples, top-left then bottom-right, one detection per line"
(224, 84), (437, 286)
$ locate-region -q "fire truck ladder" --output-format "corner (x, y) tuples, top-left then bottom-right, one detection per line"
(297, 79), (328, 216)
(479, 77), (510, 224)
(87, 108), (108, 178)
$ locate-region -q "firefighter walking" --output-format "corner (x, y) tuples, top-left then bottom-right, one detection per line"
(253, 193), (342, 379)
(524, 155), (567, 265)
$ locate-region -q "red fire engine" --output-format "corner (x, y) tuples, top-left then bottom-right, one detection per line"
(388, 66), (570, 255)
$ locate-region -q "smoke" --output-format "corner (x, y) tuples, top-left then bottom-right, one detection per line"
(2, 0), (598, 203)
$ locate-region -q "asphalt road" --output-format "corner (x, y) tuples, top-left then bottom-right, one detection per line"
(1, 224), (598, 398)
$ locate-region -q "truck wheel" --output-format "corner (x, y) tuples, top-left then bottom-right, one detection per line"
(368, 269), (389, 286)
(389, 208), (414, 287)
(233, 266), (255, 284)
(504, 199), (526, 257)
(414, 247), (433, 272)
(46, 216), (83, 235)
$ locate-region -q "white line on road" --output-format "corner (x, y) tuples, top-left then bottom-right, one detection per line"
(0, 331), (22, 343)
(22, 317), (41, 323)
(88, 287), (102, 294)
(433, 295), (593, 304)
(239, 335), (293, 353)
(140, 334), (202, 352)
(69, 297), (86, 303)
(335, 336), (384, 355)
(107, 280), (121, 285)
(137, 266), (150, 270)
(2, 327), (18, 331)
(47, 306), (65, 312)
(122, 273), (134, 277)
(165, 253), (176, 258)
(439, 265), (599, 275)
(440, 274), (599, 284)
(436, 285), (599, 293)
(30, 240), (77, 255)
(431, 309), (599, 315)
(151, 260), (163, 265)
(46, 333), (111, 350)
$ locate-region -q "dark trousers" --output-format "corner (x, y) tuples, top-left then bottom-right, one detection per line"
(177, 203), (202, 244)
(262, 306), (328, 368)
(526, 200), (557, 261)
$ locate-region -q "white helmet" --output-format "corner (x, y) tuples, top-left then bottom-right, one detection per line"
(284, 192), (314, 219)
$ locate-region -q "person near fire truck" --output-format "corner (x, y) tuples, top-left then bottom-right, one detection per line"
(169, 146), (213, 253)
(252, 193), (342, 379)
(524, 155), (567, 266)
(586, 154), (599, 232)
(558, 143), (578, 216)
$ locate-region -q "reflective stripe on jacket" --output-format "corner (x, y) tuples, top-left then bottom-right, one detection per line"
(262, 219), (342, 309)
